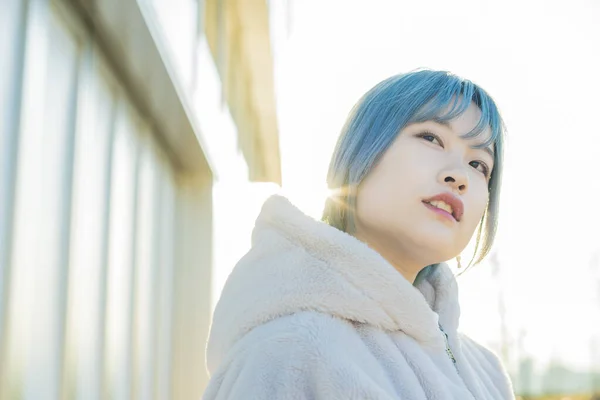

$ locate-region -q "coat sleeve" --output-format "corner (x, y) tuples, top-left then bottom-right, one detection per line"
(459, 333), (515, 399)
(202, 312), (400, 400)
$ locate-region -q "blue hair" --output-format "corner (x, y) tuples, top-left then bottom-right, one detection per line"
(322, 69), (505, 274)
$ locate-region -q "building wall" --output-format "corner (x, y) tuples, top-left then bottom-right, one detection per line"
(0, 0), (279, 398)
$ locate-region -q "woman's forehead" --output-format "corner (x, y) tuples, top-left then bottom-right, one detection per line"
(413, 96), (496, 138)
(451, 108), (492, 141)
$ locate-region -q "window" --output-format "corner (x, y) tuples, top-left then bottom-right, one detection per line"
(0, 0), (213, 398)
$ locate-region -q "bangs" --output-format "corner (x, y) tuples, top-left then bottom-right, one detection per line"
(410, 77), (503, 150)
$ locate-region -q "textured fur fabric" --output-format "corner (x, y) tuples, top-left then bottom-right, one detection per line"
(203, 195), (514, 399)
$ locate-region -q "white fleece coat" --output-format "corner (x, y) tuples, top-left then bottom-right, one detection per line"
(203, 195), (514, 399)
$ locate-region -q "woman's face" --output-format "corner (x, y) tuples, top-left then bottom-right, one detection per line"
(355, 102), (494, 269)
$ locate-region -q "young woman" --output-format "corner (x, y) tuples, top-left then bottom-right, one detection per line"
(203, 70), (515, 399)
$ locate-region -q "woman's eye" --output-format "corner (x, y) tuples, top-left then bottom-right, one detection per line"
(419, 132), (443, 147)
(470, 161), (490, 177)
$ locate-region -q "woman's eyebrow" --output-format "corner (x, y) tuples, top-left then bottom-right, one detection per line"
(428, 121), (495, 159)
(475, 145), (494, 159)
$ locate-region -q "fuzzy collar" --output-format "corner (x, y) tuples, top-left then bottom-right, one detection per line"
(207, 195), (461, 371)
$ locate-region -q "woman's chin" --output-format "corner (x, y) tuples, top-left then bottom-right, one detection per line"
(410, 228), (463, 264)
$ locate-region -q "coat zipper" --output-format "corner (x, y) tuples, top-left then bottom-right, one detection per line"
(439, 324), (480, 399)
(438, 323), (458, 373)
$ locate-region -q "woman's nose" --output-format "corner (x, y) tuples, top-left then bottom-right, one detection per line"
(440, 168), (469, 193)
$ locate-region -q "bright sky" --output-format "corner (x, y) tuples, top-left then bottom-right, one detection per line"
(266, 0), (600, 376)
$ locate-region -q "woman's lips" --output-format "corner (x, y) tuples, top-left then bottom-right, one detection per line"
(422, 192), (464, 222)
(423, 201), (457, 222)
